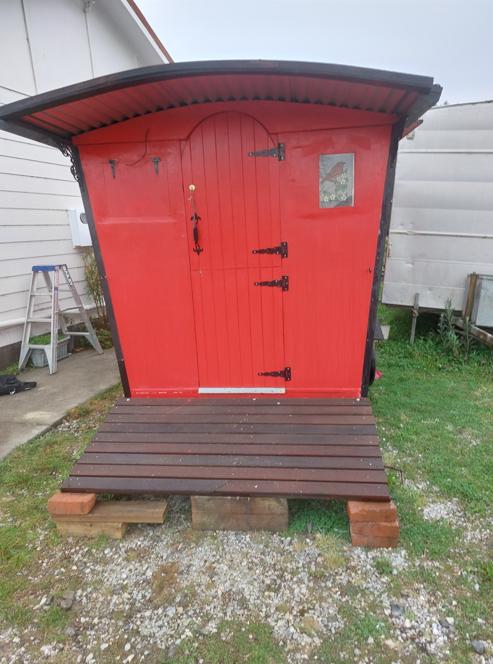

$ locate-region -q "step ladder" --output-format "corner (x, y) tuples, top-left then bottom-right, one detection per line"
(19, 264), (103, 375)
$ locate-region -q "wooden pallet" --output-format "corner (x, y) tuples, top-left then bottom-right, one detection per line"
(61, 397), (390, 501)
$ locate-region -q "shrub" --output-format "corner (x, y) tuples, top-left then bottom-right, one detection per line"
(83, 250), (107, 325)
(437, 300), (474, 360)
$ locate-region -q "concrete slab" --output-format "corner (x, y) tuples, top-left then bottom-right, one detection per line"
(0, 348), (120, 459)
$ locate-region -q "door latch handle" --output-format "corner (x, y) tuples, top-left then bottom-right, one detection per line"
(189, 184), (203, 255)
(191, 213), (202, 254)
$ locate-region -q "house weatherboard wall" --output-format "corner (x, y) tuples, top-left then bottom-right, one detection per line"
(382, 100), (493, 313)
(0, 0), (171, 367)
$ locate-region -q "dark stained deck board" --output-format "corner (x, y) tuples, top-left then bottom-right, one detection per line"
(62, 398), (390, 501)
(93, 433), (380, 445)
(72, 464), (387, 484)
(112, 405), (373, 415)
(105, 414), (375, 425)
(99, 423), (377, 435)
(62, 476), (390, 501)
(78, 453), (384, 470)
(115, 398), (370, 407)
(87, 442), (382, 457)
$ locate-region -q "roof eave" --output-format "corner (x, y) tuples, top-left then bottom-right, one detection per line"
(0, 60), (436, 125)
(125, 0), (174, 63)
(0, 118), (67, 148)
(402, 83), (443, 133)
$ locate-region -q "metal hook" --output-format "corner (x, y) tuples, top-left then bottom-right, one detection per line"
(188, 184), (203, 254)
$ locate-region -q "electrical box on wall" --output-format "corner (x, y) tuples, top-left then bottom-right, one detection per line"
(68, 208), (92, 247)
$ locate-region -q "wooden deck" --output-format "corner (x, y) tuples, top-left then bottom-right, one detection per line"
(61, 398), (390, 501)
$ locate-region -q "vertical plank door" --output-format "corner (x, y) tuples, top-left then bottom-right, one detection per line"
(181, 113), (287, 392)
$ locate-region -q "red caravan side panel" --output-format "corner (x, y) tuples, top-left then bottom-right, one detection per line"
(278, 125), (391, 397)
(76, 102), (393, 398)
(79, 141), (198, 396)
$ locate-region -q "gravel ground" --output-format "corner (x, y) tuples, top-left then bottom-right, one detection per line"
(422, 498), (493, 545)
(1, 496), (492, 664)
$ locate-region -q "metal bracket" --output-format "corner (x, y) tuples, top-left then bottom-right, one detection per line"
(258, 367), (291, 381)
(254, 275), (289, 291)
(248, 143), (285, 161)
(56, 142), (82, 183)
(252, 241), (288, 259)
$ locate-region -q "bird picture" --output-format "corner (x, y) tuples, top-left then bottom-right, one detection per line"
(320, 160), (346, 185)
(319, 154), (354, 208)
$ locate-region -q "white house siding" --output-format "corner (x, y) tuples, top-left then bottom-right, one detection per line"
(0, 0), (167, 365)
(0, 118), (85, 351)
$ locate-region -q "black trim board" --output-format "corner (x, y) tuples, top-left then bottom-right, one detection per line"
(361, 119), (405, 396)
(72, 148), (130, 397)
(0, 59), (436, 126)
(403, 83), (443, 127)
(0, 118), (67, 149)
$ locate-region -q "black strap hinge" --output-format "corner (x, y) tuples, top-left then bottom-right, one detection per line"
(254, 275), (289, 291)
(248, 143), (285, 161)
(258, 367), (291, 381)
(252, 241), (288, 259)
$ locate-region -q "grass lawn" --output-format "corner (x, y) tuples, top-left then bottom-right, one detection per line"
(0, 306), (492, 663)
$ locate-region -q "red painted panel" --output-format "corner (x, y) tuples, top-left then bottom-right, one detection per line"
(79, 141), (198, 396)
(278, 125), (391, 397)
(181, 113), (285, 388)
(78, 102), (391, 398)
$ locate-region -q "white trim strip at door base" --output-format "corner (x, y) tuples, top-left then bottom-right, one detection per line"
(198, 387), (286, 394)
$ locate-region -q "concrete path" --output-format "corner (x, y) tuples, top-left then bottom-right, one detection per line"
(0, 348), (120, 459)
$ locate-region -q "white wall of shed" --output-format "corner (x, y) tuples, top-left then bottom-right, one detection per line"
(382, 101), (493, 312)
(0, 0), (167, 356)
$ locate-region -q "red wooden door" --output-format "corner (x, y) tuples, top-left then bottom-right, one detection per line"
(181, 113), (286, 392)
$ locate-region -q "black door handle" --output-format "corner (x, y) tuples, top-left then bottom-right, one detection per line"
(189, 184), (203, 255)
(192, 213), (202, 254)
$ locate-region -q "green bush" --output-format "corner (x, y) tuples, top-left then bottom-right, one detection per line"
(83, 250), (107, 325)
(437, 300), (475, 359)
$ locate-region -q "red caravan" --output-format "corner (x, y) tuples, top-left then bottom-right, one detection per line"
(0, 61), (441, 399)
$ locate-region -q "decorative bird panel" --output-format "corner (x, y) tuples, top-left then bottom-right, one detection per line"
(319, 153), (354, 208)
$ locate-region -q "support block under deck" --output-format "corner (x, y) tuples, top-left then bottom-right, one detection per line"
(347, 499), (399, 548)
(48, 491), (96, 516)
(49, 497), (168, 539)
(191, 496), (288, 531)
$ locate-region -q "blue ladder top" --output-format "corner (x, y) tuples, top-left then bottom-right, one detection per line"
(32, 264), (65, 272)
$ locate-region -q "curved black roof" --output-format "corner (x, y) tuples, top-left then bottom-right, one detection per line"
(0, 60), (442, 147)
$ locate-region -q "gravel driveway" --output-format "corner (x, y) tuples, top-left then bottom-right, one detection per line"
(2, 494), (491, 664)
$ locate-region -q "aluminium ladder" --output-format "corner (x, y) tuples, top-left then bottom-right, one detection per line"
(19, 264), (103, 375)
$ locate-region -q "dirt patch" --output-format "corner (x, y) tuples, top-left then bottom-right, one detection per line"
(151, 561), (180, 606)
